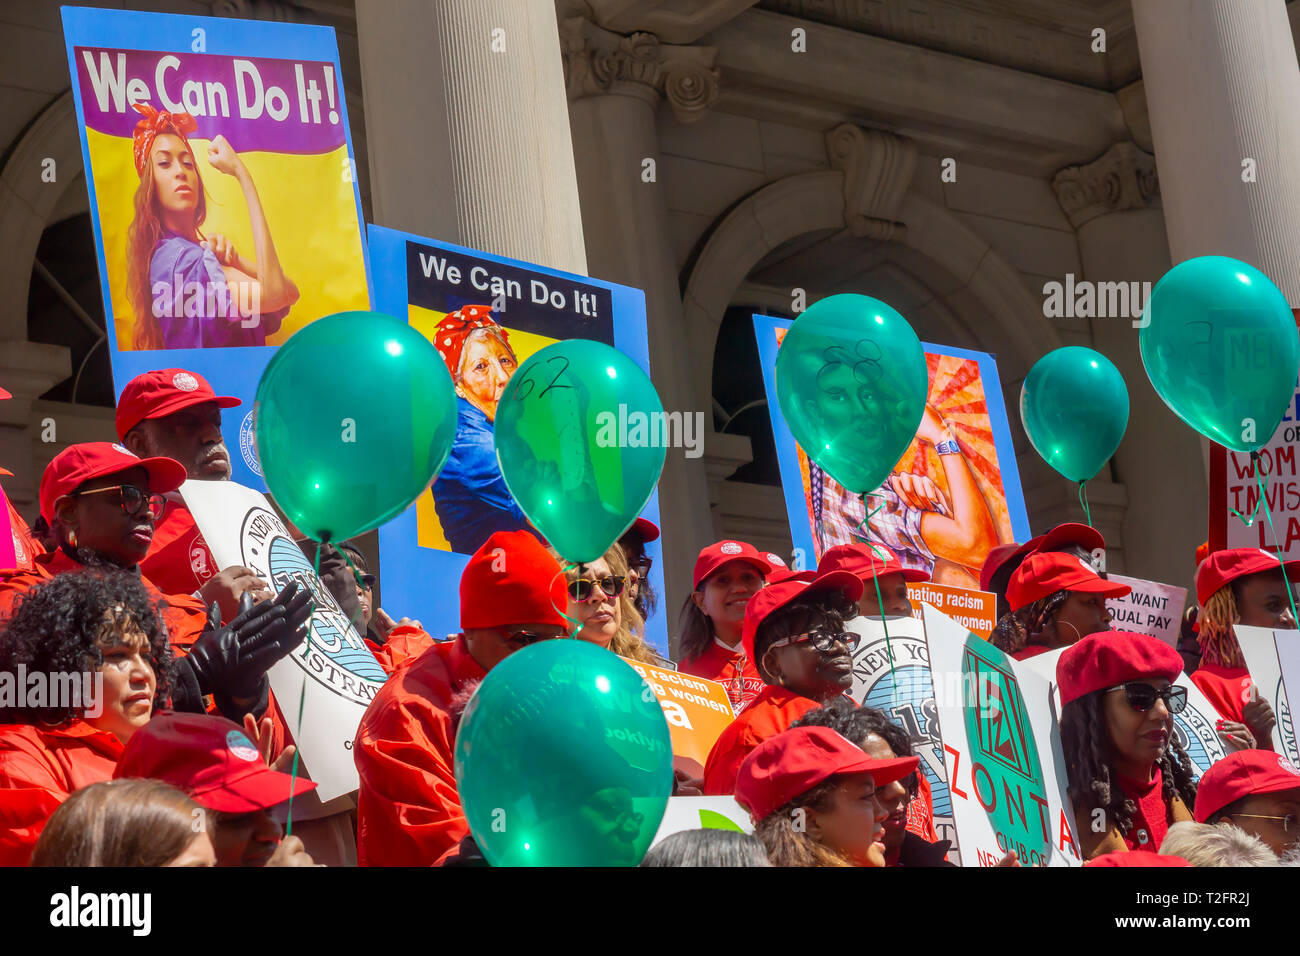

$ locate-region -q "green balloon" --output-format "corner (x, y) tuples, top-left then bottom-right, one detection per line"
(1140, 255), (1299, 453)
(1020, 347), (1129, 482)
(493, 340), (666, 563)
(775, 294), (929, 494)
(454, 640), (674, 866)
(254, 311), (458, 542)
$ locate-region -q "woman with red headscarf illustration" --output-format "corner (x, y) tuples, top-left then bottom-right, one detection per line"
(430, 305), (538, 553)
(126, 103), (299, 350)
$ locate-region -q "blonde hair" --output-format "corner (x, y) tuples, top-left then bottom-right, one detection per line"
(1199, 585), (1246, 668)
(558, 544), (659, 665)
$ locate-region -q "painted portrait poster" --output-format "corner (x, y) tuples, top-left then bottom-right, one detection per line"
(62, 6), (370, 486)
(368, 225), (669, 652)
(754, 314), (1031, 587)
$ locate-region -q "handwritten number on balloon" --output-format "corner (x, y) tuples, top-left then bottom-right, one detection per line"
(512, 355), (574, 402)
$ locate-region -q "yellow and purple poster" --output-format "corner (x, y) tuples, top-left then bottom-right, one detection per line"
(62, 6), (370, 486)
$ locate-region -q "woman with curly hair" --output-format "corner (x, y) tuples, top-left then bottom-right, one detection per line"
(1057, 631), (1198, 859)
(990, 550), (1129, 661)
(0, 569), (172, 866)
(737, 725), (918, 867)
(561, 543), (667, 668)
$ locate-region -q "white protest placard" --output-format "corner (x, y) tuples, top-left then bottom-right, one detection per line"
(922, 605), (1083, 867)
(846, 614), (958, 857)
(1016, 647), (1227, 778)
(650, 796), (753, 847)
(182, 480), (387, 801)
(1234, 625), (1300, 764)
(1105, 574), (1187, 649)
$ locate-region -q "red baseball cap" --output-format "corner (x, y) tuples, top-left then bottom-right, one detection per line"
(1032, 522), (1105, 558)
(1084, 850), (1189, 867)
(114, 712), (317, 813)
(818, 542), (930, 585)
(460, 530), (569, 630)
(768, 568), (818, 585)
(1194, 750), (1300, 822)
(692, 540), (776, 589)
(115, 368), (240, 440)
(1007, 551), (1130, 613)
(39, 442), (187, 523)
(741, 570), (864, 663)
(980, 541), (1034, 592)
(735, 725), (919, 822)
(1056, 631), (1184, 708)
(626, 518), (660, 543)
(1194, 547), (1300, 606)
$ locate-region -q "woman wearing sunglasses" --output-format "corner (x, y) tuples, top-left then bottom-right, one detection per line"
(562, 544), (666, 667)
(702, 571), (864, 795)
(1057, 631), (1198, 859)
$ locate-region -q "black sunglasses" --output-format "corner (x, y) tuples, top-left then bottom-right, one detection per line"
(73, 483), (166, 520)
(768, 628), (861, 654)
(1107, 682), (1187, 714)
(499, 628), (554, 648)
(632, 556), (653, 577)
(356, 573), (376, 590)
(568, 575), (628, 602)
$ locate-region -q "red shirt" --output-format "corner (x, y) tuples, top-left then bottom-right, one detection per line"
(354, 636), (485, 866)
(906, 771), (940, 843)
(139, 498), (217, 599)
(702, 686), (823, 795)
(1116, 767), (1171, 852)
(679, 640), (764, 713)
(0, 722), (124, 866)
(1011, 645), (1052, 661)
(1, 488), (40, 572)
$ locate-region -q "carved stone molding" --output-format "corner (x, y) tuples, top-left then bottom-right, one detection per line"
(1051, 141), (1160, 230)
(560, 17), (720, 123)
(824, 124), (916, 241)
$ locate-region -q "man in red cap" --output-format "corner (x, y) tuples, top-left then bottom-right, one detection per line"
(818, 542), (930, 618)
(979, 522), (1107, 620)
(619, 515), (660, 624)
(115, 712), (319, 866)
(991, 550), (1130, 660)
(116, 368), (268, 615)
(1194, 749), (1300, 857)
(353, 530), (572, 866)
(1190, 548), (1294, 750)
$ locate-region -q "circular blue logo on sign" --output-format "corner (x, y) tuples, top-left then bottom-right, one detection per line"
(239, 410), (261, 477)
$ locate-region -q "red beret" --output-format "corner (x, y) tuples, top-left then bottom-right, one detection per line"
(459, 530), (568, 630)
(1056, 631), (1184, 708)
(1194, 547), (1300, 606)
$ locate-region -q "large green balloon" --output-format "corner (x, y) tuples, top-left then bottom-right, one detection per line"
(454, 640), (674, 866)
(1140, 255), (1299, 453)
(1020, 347), (1129, 482)
(493, 339), (666, 563)
(254, 311), (458, 542)
(775, 294), (929, 494)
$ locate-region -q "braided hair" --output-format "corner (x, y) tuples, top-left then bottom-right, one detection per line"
(1197, 584), (1246, 668)
(990, 588), (1070, 654)
(1059, 690), (1198, 838)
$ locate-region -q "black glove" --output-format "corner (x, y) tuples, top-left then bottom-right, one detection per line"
(180, 582), (314, 702)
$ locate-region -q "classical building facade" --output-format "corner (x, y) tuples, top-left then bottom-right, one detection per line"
(4, 0), (1299, 646)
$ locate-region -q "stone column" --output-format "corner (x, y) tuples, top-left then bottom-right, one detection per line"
(355, 0), (586, 272)
(562, 18), (720, 643)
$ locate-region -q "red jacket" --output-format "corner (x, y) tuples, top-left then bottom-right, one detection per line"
(138, 498), (217, 599)
(354, 636), (484, 866)
(680, 640), (764, 713)
(1191, 662), (1273, 751)
(1, 488), (40, 571)
(702, 685), (823, 795)
(0, 722), (124, 866)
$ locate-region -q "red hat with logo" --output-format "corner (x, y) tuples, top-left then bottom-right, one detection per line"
(115, 369), (241, 440)
(741, 571), (863, 663)
(735, 726), (919, 822)
(39, 442), (187, 523)
(1007, 551), (1130, 613)
(1056, 631), (1184, 708)
(1194, 749), (1300, 822)
(818, 542), (930, 584)
(1194, 547), (1300, 607)
(460, 530), (568, 630)
(114, 712), (317, 813)
(692, 540), (776, 589)
(1084, 850), (1190, 867)
(626, 517), (660, 543)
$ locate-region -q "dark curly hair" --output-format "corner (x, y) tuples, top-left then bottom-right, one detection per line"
(793, 697), (919, 796)
(0, 569), (172, 725)
(1059, 689), (1198, 839)
(990, 588), (1071, 655)
(753, 590), (858, 682)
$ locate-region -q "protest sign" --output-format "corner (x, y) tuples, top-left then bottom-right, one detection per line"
(907, 581), (996, 636)
(61, 6), (370, 487)
(845, 614), (958, 855)
(182, 479), (386, 801)
(753, 314), (1030, 588)
(622, 658), (734, 779)
(922, 604), (1082, 867)
(1234, 624), (1300, 764)
(367, 224), (667, 650)
(650, 797), (753, 848)
(1103, 573), (1187, 648)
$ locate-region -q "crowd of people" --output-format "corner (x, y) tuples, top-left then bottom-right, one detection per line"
(1, 363), (1299, 868)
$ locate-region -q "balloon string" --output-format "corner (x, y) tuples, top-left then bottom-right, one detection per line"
(1254, 463), (1300, 631)
(1228, 451), (1270, 528)
(1077, 481), (1093, 529)
(552, 563), (585, 638)
(854, 493), (897, 706)
(287, 542), (323, 838)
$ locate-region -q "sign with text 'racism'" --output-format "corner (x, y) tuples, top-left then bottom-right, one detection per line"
(622, 659), (734, 780)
